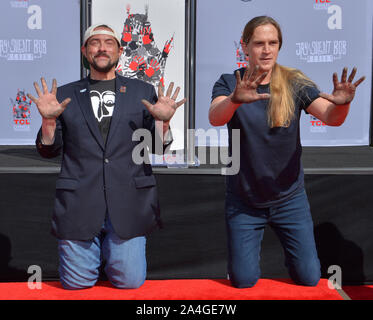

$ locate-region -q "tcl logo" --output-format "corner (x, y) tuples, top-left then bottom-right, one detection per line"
(310, 120), (326, 126)
(14, 119), (30, 125)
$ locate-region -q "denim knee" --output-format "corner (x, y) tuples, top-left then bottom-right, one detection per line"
(105, 259), (146, 289)
(59, 274), (98, 290)
(107, 270), (146, 289)
(111, 277), (146, 289)
(230, 276), (259, 288)
(229, 267), (260, 288)
(289, 261), (321, 287)
(293, 272), (321, 287)
(58, 239), (101, 290)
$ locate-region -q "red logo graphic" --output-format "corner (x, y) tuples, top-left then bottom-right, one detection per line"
(310, 115), (326, 127)
(234, 38), (248, 68)
(11, 89), (31, 126)
(117, 4), (174, 88)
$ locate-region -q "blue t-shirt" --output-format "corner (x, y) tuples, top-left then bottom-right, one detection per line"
(212, 68), (320, 207)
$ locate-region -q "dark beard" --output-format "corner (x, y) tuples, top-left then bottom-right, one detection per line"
(90, 57), (119, 73)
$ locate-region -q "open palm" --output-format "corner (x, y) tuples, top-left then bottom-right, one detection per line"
(27, 78), (70, 119)
(319, 67), (365, 105)
(231, 66), (271, 104)
(141, 82), (186, 122)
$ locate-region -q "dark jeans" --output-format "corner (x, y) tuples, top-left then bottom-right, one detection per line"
(225, 188), (321, 288)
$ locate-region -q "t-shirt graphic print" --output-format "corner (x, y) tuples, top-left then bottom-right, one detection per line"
(89, 78), (116, 145)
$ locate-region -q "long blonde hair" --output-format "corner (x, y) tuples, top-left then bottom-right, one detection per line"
(242, 16), (317, 128)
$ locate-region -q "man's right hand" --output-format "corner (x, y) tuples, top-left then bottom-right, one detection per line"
(209, 65), (271, 127)
(28, 78), (70, 145)
(27, 77), (71, 120)
(231, 65), (271, 104)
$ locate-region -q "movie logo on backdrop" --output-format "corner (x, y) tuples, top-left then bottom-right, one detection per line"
(0, 39), (46, 61)
(295, 40), (347, 63)
(116, 4), (174, 88)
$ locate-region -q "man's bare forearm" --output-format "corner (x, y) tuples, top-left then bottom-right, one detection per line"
(41, 118), (56, 145)
(209, 95), (241, 126)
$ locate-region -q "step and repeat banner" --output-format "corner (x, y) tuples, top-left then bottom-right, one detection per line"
(195, 0), (373, 146)
(91, 0), (186, 150)
(0, 0), (80, 145)
(1, 0), (372, 147)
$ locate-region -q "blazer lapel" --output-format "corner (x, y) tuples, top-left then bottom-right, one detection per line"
(74, 78), (105, 150)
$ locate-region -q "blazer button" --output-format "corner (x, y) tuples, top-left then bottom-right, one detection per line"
(104, 158), (109, 164)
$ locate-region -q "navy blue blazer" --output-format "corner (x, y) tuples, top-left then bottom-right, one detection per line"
(36, 74), (161, 240)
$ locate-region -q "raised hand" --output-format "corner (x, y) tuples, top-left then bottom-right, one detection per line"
(141, 82), (186, 122)
(231, 65), (271, 104)
(27, 78), (70, 120)
(319, 67), (365, 105)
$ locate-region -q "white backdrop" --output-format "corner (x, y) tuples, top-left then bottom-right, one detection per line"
(91, 0), (186, 150)
(0, 0), (80, 145)
(195, 0), (373, 146)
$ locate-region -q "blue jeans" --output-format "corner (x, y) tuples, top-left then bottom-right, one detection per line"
(225, 188), (321, 288)
(58, 216), (147, 290)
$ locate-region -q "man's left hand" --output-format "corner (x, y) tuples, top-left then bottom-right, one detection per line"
(319, 67), (365, 105)
(142, 82), (186, 122)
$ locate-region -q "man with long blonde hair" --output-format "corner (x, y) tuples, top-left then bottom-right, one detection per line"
(209, 16), (365, 288)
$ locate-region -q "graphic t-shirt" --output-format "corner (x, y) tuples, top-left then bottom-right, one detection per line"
(89, 78), (116, 145)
